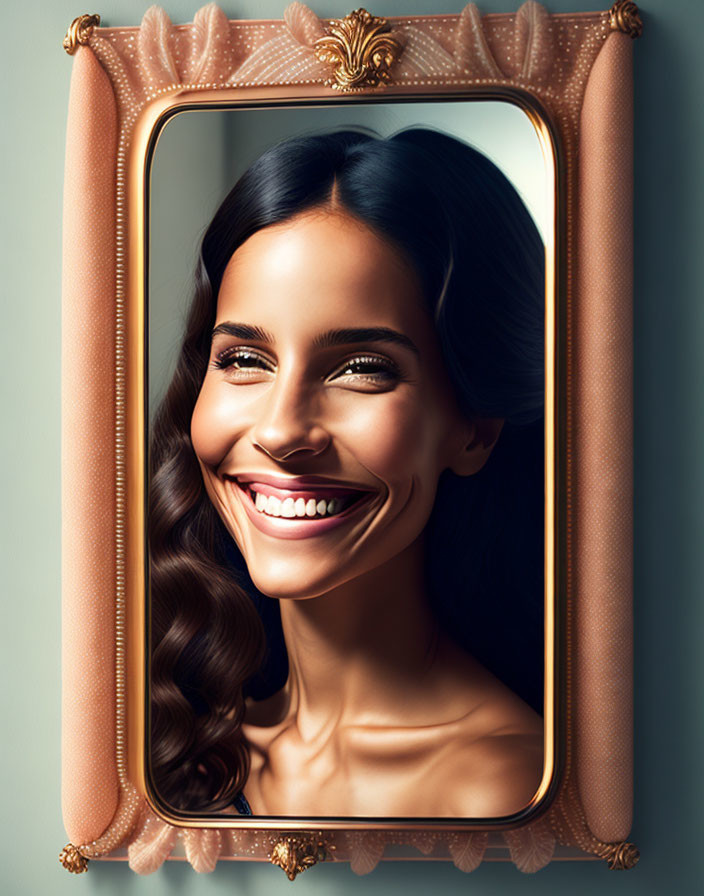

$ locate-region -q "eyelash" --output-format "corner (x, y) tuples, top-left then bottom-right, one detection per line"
(213, 347), (273, 373)
(212, 347), (401, 385)
(328, 355), (400, 383)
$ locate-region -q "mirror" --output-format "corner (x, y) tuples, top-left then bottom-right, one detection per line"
(60, 1), (639, 875)
(147, 99), (554, 821)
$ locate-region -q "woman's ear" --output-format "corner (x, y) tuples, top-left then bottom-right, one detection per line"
(450, 418), (504, 477)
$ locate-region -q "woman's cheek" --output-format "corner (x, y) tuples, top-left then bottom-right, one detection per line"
(191, 381), (237, 467)
(343, 391), (430, 478)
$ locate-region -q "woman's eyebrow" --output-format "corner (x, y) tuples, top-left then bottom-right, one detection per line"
(211, 322), (273, 342)
(210, 323), (420, 357)
(313, 327), (420, 358)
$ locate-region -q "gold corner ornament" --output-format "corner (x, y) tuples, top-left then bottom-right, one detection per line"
(270, 833), (332, 880)
(314, 8), (403, 91)
(596, 840), (640, 870)
(608, 1), (643, 39)
(63, 13), (101, 55)
(59, 843), (89, 874)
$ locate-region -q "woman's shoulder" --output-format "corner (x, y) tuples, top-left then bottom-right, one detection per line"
(441, 721), (544, 817)
(428, 645), (544, 817)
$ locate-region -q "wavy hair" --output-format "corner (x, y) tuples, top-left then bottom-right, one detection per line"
(149, 128), (545, 812)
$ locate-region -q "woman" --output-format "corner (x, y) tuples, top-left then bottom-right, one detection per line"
(149, 128), (545, 818)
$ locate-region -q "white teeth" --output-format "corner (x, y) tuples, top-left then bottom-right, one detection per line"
(281, 497), (296, 518)
(250, 488), (351, 519)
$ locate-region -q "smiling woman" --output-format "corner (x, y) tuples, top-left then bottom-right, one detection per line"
(149, 128), (545, 820)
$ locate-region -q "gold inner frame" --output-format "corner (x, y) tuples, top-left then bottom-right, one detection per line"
(125, 85), (563, 831)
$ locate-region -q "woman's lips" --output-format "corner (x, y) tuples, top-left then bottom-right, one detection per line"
(228, 475), (376, 540)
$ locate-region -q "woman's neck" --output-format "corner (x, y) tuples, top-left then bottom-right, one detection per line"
(277, 539), (439, 737)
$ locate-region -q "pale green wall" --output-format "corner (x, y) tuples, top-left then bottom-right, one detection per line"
(2, 1), (703, 894)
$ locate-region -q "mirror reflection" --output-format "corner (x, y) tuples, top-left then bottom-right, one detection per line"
(148, 101), (549, 819)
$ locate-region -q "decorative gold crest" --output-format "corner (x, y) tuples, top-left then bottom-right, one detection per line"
(608, 1), (643, 39)
(270, 833), (332, 880)
(63, 13), (101, 55)
(596, 840), (640, 870)
(314, 8), (403, 91)
(59, 843), (89, 874)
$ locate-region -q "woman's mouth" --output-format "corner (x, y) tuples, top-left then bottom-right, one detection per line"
(248, 482), (361, 519)
(228, 475), (376, 539)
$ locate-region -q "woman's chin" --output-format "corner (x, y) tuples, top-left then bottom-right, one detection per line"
(246, 562), (343, 602)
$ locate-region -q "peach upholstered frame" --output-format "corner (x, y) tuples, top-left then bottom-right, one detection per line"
(60, 0), (640, 878)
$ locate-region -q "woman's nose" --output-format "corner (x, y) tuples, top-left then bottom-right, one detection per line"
(250, 376), (331, 462)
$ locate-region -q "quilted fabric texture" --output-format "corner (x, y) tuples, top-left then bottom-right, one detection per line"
(61, 45), (120, 846)
(575, 30), (634, 844)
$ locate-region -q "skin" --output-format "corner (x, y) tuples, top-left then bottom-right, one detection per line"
(191, 209), (543, 817)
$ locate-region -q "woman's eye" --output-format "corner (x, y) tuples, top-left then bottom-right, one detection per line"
(329, 355), (400, 389)
(213, 348), (274, 378)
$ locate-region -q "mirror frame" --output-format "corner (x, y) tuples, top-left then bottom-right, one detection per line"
(60, 1), (641, 877)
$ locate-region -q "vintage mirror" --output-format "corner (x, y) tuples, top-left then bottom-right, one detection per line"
(61, 1), (640, 877)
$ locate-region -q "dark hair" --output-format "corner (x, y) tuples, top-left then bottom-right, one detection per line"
(149, 128), (544, 812)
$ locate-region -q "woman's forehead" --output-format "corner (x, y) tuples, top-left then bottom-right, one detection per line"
(215, 210), (429, 337)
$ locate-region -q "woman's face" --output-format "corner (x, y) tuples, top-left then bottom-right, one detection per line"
(191, 210), (471, 599)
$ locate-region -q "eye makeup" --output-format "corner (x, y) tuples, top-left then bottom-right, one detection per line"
(212, 345), (402, 390)
(213, 346), (274, 371)
(327, 354), (402, 388)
